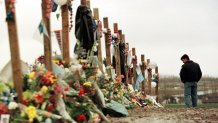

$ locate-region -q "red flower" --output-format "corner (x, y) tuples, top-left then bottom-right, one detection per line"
(49, 95), (57, 104)
(76, 114), (87, 122)
(82, 65), (88, 69)
(47, 103), (55, 112)
(37, 55), (45, 64)
(21, 99), (28, 106)
(78, 89), (85, 96)
(35, 94), (44, 103)
(0, 103), (8, 115)
(64, 87), (69, 91)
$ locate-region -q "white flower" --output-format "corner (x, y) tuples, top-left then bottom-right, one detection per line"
(106, 65), (113, 69)
(64, 68), (70, 73)
(8, 102), (18, 110)
(53, 0), (67, 6)
(96, 69), (103, 77)
(28, 79), (32, 83)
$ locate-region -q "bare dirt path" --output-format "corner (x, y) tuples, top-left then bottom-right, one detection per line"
(109, 107), (218, 123)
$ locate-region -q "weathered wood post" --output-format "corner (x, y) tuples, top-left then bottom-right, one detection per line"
(122, 34), (125, 42)
(132, 48), (137, 88)
(118, 30), (122, 39)
(155, 66), (159, 102)
(118, 30), (126, 83)
(141, 55), (146, 95)
(61, 2), (70, 65)
(125, 42), (129, 84)
(4, 0), (23, 101)
(86, 0), (90, 8)
(81, 0), (87, 5)
(114, 23), (118, 33)
(41, 0), (52, 71)
(93, 8), (104, 73)
(147, 59), (152, 95)
(114, 23), (121, 76)
(103, 17), (112, 76)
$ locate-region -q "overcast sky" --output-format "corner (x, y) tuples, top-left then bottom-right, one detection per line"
(1, 0), (218, 77)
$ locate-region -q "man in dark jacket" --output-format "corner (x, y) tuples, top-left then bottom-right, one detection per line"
(180, 54), (202, 107)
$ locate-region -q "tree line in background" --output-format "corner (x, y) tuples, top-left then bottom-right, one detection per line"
(157, 75), (218, 104)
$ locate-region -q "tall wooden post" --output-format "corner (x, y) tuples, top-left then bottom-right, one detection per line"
(118, 30), (122, 40)
(122, 34), (125, 42)
(114, 23), (121, 76)
(86, 0), (90, 8)
(125, 42), (129, 84)
(103, 17), (111, 66)
(141, 55), (146, 95)
(4, 0), (23, 101)
(155, 67), (159, 102)
(61, 4), (70, 65)
(42, 0), (52, 71)
(114, 23), (118, 33)
(93, 8), (103, 73)
(147, 59), (152, 95)
(132, 48), (137, 87)
(81, 0), (87, 5)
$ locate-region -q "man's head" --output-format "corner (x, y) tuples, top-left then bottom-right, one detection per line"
(181, 54), (189, 63)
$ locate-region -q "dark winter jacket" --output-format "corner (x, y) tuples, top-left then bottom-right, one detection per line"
(180, 60), (202, 83)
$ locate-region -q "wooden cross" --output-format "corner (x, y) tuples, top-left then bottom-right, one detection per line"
(141, 55), (146, 95)
(41, 0), (52, 71)
(114, 24), (121, 76)
(125, 42), (129, 84)
(103, 17), (111, 65)
(61, 3), (70, 65)
(132, 48), (137, 87)
(86, 0), (90, 8)
(81, 0), (87, 5)
(103, 17), (112, 76)
(4, 0), (23, 101)
(155, 66), (159, 102)
(147, 59), (152, 95)
(93, 8), (104, 73)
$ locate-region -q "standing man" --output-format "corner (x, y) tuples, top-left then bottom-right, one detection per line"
(180, 54), (202, 108)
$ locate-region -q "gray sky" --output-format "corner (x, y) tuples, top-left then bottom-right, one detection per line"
(1, 0), (218, 77)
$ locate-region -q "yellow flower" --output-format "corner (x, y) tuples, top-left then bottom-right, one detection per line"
(28, 72), (36, 80)
(89, 76), (96, 79)
(49, 77), (57, 84)
(83, 82), (92, 87)
(40, 86), (48, 94)
(25, 106), (38, 122)
(52, 59), (59, 64)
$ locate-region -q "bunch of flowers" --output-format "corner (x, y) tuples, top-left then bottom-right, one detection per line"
(18, 62), (69, 122)
(114, 75), (125, 83)
(0, 82), (16, 104)
(61, 58), (108, 122)
(52, 55), (68, 67)
(78, 81), (95, 97)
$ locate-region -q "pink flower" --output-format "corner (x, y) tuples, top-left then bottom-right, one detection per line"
(53, 84), (63, 94)
(120, 75), (125, 78)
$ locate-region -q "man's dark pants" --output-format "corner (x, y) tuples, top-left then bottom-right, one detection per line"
(184, 82), (198, 107)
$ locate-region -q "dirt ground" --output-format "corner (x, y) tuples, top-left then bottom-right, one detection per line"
(108, 107), (218, 123)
